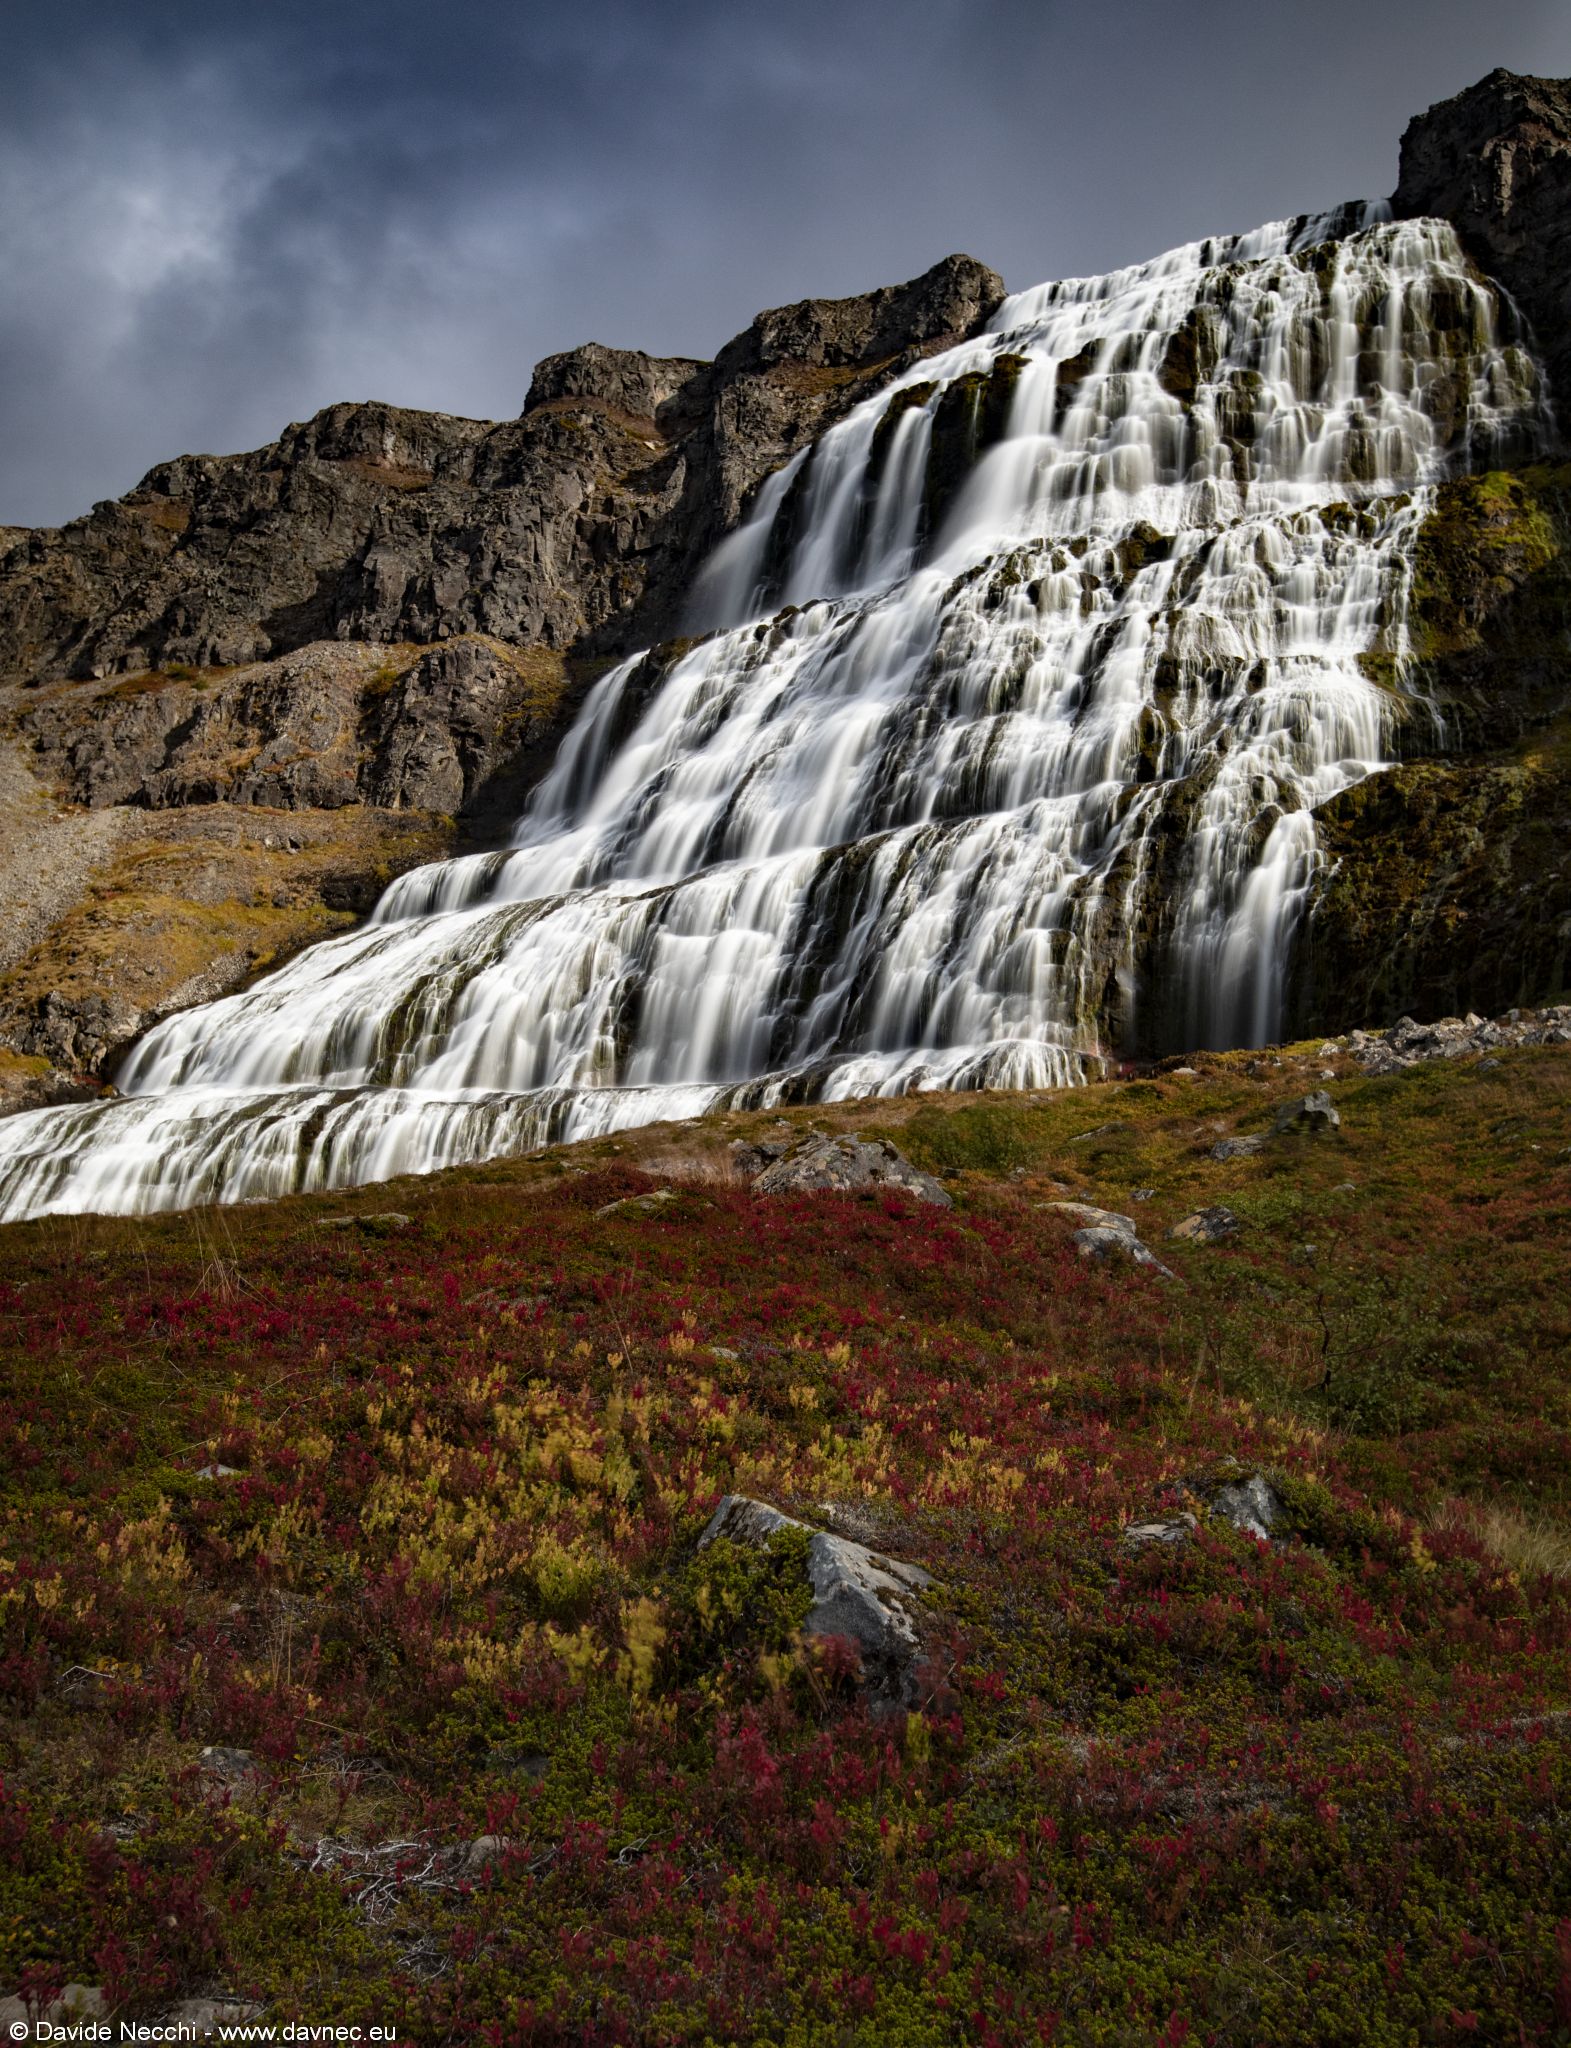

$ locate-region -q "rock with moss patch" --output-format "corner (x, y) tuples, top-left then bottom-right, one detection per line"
(752, 1134), (950, 1207)
(1271, 1092), (1341, 1136)
(699, 1494), (933, 1704)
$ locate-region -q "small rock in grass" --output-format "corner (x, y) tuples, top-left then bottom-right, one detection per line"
(466, 1834), (514, 1874)
(1168, 1205), (1243, 1244)
(199, 1744), (256, 1780)
(698, 1494), (932, 1705)
(195, 1463), (242, 1480)
(1071, 1226), (1177, 1280)
(1271, 1091), (1340, 1136)
(595, 1187), (676, 1218)
(315, 1210), (412, 1233)
(730, 1137), (791, 1180)
(1132, 1187), (1155, 1201)
(1122, 1512), (1198, 1548)
(1043, 1200), (1139, 1234)
(1211, 1135), (1266, 1160)
(1171, 1066), (1199, 1077)
(753, 1134), (950, 1208)
(1212, 1475), (1285, 1541)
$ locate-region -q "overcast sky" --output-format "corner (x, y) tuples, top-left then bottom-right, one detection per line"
(4, 0), (1571, 527)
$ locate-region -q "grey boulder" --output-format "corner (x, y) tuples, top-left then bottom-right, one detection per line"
(1211, 1474), (1286, 1541)
(751, 1134), (951, 1208)
(1271, 1092), (1341, 1136)
(1211, 1135), (1266, 1161)
(698, 1494), (933, 1704)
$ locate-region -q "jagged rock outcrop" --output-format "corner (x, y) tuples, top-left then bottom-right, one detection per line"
(1395, 69), (1571, 403)
(0, 254), (1004, 695)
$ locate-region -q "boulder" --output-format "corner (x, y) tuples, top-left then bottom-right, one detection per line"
(594, 1187), (676, 1218)
(1168, 1205), (1243, 1244)
(1042, 1200), (1138, 1233)
(1211, 1135), (1266, 1161)
(1271, 1092), (1340, 1136)
(1211, 1475), (1285, 1542)
(1122, 1512), (1197, 1548)
(1071, 1226), (1177, 1280)
(698, 1494), (933, 1704)
(752, 1134), (951, 1207)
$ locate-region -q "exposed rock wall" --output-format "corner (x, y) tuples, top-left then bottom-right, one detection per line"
(0, 255), (1004, 693)
(1395, 68), (1571, 405)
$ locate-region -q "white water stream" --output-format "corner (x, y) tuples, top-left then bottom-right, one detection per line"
(0, 210), (1546, 1217)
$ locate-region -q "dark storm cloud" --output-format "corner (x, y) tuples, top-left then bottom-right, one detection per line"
(4, 0), (1570, 525)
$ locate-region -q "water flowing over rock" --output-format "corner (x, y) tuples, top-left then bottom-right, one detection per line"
(0, 204), (1550, 1220)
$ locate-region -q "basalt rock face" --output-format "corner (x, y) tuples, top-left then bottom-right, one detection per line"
(0, 254), (1005, 695)
(1395, 69), (1571, 405)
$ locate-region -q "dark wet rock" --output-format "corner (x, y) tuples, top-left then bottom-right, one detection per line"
(1168, 1205), (1244, 1244)
(752, 1133), (951, 1207)
(1395, 70), (1571, 405)
(1212, 1475), (1285, 1541)
(1211, 1135), (1266, 1161)
(1271, 1092), (1340, 1136)
(698, 1494), (933, 1705)
(12, 989), (142, 1072)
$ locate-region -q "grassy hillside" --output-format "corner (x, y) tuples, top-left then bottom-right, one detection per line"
(2, 1043), (1569, 2043)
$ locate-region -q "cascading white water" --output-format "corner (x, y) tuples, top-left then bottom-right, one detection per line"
(0, 209), (1547, 1219)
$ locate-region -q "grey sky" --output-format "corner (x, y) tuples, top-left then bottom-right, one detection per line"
(4, 0), (1570, 527)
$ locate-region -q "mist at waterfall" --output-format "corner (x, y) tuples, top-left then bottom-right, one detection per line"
(0, 208), (1547, 1219)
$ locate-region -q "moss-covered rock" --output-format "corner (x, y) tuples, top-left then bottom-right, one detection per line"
(1297, 715), (1571, 1028)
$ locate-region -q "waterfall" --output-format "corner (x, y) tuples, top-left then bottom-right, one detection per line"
(0, 209), (1546, 1219)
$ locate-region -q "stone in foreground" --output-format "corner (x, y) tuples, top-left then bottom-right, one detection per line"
(1272, 1092), (1341, 1136)
(698, 1494), (933, 1704)
(751, 1134), (951, 1207)
(1211, 1135), (1267, 1160)
(1169, 1205), (1244, 1244)
(1212, 1475), (1286, 1541)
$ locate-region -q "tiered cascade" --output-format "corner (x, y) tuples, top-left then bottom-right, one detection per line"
(0, 208), (1546, 1218)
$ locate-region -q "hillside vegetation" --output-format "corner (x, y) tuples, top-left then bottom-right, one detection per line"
(2, 1043), (1568, 2043)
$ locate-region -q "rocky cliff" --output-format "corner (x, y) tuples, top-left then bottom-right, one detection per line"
(0, 256), (1004, 1103)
